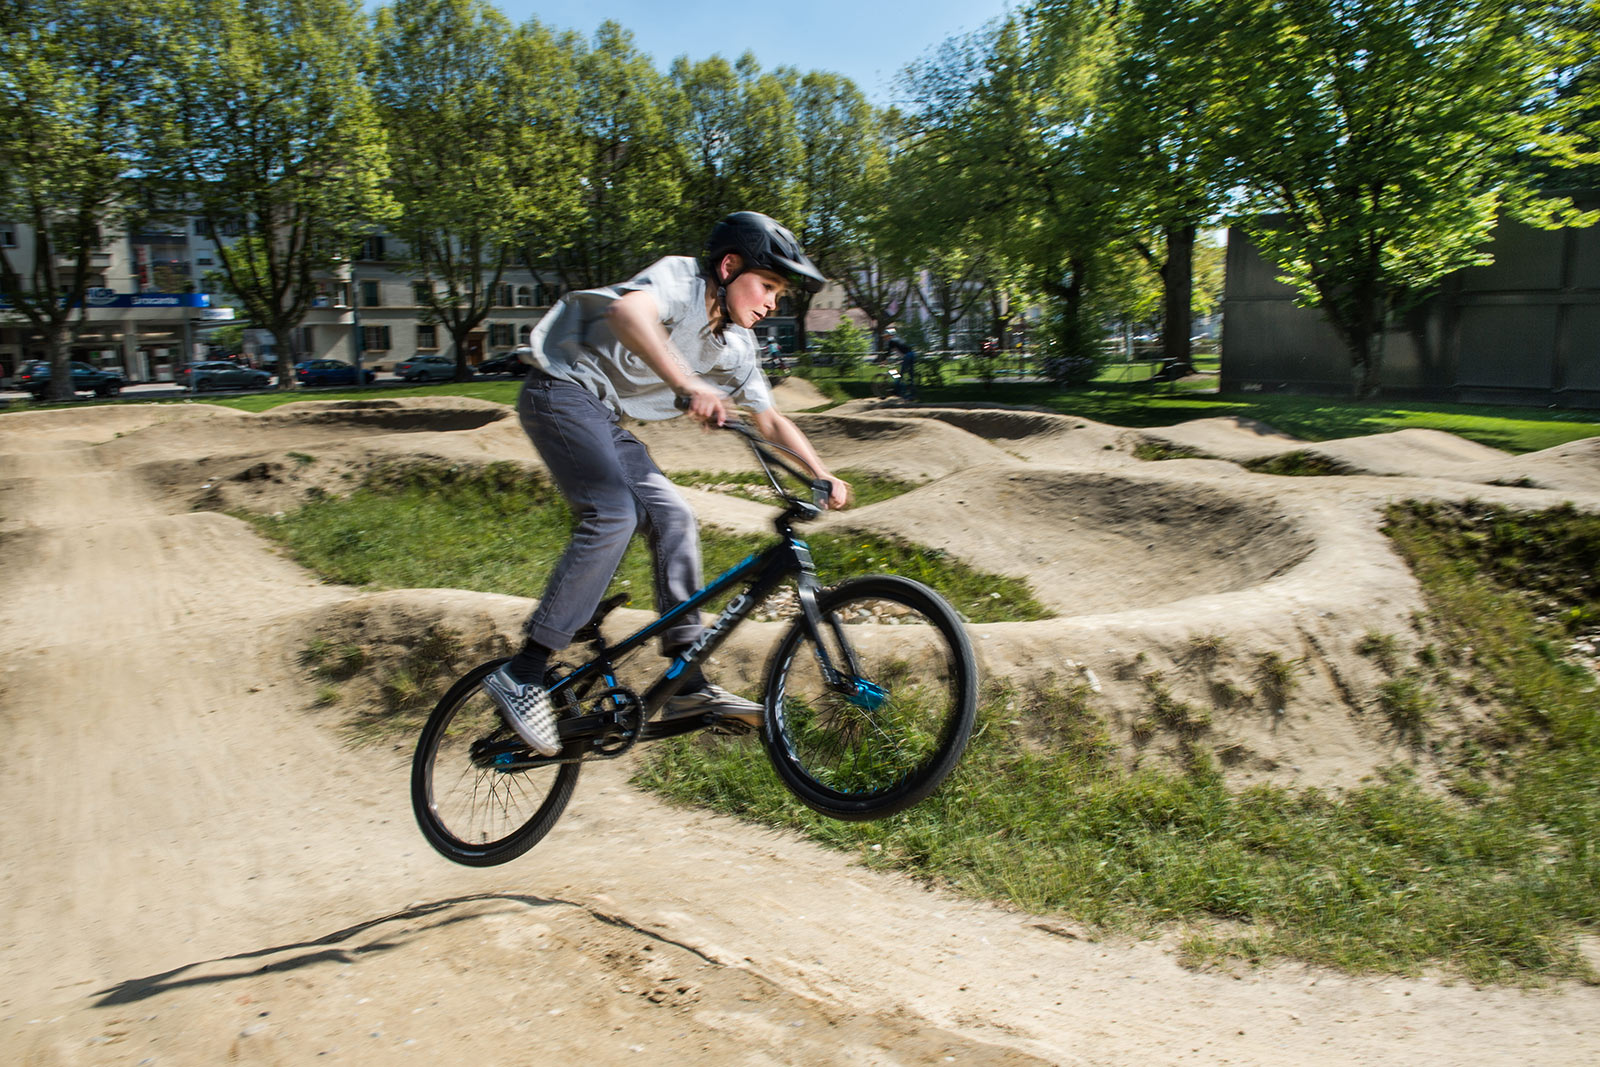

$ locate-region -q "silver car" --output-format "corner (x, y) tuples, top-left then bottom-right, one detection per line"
(395, 354), (466, 382)
(181, 361), (274, 391)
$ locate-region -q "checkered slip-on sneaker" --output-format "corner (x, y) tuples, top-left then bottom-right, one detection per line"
(481, 665), (560, 756)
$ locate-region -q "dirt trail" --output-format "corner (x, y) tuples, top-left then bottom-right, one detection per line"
(2, 401), (1598, 1065)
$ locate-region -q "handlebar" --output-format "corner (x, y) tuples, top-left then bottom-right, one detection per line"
(674, 395), (832, 514)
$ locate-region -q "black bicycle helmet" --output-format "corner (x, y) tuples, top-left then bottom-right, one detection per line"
(702, 211), (826, 295)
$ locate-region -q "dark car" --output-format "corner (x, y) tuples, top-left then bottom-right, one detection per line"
(474, 351), (527, 376)
(17, 359), (124, 399)
(394, 354), (466, 382)
(179, 360), (274, 391)
(294, 359), (376, 387)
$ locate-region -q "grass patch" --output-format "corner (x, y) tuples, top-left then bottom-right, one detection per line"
(249, 461), (1049, 626)
(1132, 440), (1207, 462)
(634, 502), (1600, 983)
(1243, 451), (1358, 477)
(301, 622), (472, 743)
(670, 467), (921, 509)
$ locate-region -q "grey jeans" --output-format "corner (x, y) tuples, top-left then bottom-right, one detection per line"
(516, 374), (702, 654)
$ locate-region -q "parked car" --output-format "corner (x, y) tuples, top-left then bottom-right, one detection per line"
(394, 354), (466, 382)
(474, 352), (527, 376)
(179, 360), (273, 391)
(294, 359), (376, 387)
(16, 359), (124, 399)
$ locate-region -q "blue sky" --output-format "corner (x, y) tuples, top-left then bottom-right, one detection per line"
(485, 1), (1019, 105)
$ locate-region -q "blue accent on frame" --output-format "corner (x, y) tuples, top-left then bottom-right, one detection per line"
(627, 552), (761, 644)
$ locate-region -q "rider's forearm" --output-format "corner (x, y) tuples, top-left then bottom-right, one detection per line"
(753, 408), (831, 478)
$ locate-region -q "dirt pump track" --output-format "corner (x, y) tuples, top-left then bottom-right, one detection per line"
(3, 385), (1599, 1065)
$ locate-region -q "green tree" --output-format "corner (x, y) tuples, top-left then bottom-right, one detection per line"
(1227, 0), (1597, 398)
(159, 0), (394, 387)
(544, 22), (687, 290)
(371, 0), (579, 377)
(897, 9), (1123, 365)
(788, 71), (881, 349)
(0, 0), (167, 401)
(815, 315), (870, 374)
(673, 53), (803, 235)
(1084, 0), (1238, 374)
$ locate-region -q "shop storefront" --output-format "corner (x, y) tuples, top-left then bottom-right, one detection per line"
(1, 290), (234, 384)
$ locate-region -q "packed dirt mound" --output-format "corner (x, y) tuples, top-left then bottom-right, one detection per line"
(257, 395), (512, 433)
(0, 401), (228, 446)
(836, 401), (1136, 467)
(768, 373), (829, 410)
(830, 465), (1314, 616)
(1468, 435), (1600, 495)
(629, 409), (1018, 483)
(1136, 415), (1304, 462)
(1307, 428), (1514, 478)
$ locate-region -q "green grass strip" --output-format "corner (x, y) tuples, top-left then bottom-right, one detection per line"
(245, 461), (1048, 625)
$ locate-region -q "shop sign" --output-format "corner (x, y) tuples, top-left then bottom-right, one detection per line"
(0, 289), (212, 309)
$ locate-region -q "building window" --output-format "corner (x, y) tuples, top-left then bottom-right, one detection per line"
(416, 325), (437, 349)
(535, 282), (557, 306)
(193, 218), (211, 237)
(519, 324), (532, 345)
(516, 285), (533, 307)
(360, 235), (386, 261)
(490, 323), (513, 347)
(359, 280), (381, 307)
(3, 228), (19, 248)
(413, 281), (432, 305)
(361, 325), (391, 351)
(495, 283), (514, 307)
(197, 257), (213, 266)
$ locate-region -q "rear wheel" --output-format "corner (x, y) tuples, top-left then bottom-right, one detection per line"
(412, 658), (580, 866)
(762, 575), (977, 820)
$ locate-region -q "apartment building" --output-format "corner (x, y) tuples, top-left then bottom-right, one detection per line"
(0, 215), (236, 384)
(279, 234), (558, 371)
(0, 219), (562, 383)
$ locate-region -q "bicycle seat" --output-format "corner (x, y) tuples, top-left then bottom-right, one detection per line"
(573, 592), (632, 644)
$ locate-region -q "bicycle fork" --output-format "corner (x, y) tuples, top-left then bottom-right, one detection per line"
(793, 550), (889, 712)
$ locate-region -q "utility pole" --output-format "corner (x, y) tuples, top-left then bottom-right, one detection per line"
(350, 272), (365, 389)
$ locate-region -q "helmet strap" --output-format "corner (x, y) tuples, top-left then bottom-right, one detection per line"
(713, 255), (743, 341)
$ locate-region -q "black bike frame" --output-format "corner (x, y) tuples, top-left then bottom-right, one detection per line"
(545, 511), (831, 729)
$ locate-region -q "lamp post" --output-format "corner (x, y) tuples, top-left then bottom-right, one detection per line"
(350, 272), (365, 389)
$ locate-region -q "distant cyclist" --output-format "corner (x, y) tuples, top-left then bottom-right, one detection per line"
(484, 212), (851, 755)
(883, 326), (917, 398)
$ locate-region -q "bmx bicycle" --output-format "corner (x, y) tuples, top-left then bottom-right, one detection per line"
(411, 420), (979, 867)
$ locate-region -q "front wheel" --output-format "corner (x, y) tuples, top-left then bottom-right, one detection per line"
(411, 658), (580, 866)
(762, 575), (977, 821)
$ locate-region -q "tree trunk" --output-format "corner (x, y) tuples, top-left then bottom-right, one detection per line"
(268, 319), (302, 391)
(1162, 223), (1195, 374)
(46, 323), (76, 403)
